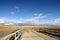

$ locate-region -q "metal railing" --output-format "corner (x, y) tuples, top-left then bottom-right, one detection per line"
(0, 29), (24, 40)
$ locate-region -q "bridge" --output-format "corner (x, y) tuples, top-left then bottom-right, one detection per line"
(0, 29), (58, 40)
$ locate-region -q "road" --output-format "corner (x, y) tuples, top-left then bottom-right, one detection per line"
(20, 29), (58, 40)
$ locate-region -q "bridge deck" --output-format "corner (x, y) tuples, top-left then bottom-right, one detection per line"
(20, 29), (57, 40)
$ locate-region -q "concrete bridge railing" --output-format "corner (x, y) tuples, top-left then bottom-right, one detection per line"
(0, 29), (24, 40)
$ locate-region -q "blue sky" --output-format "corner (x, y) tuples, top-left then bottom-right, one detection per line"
(0, 0), (60, 25)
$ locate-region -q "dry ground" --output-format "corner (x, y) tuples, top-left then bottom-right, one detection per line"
(22, 26), (60, 31)
(0, 24), (21, 38)
(22, 26), (60, 29)
(0, 24), (60, 38)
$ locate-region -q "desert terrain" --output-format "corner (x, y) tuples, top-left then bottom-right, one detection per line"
(0, 24), (21, 38)
(0, 24), (60, 39)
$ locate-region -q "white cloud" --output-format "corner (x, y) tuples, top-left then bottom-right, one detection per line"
(34, 13), (37, 16)
(15, 6), (19, 9)
(0, 13), (47, 25)
(33, 13), (47, 19)
(0, 17), (17, 25)
(46, 18), (60, 25)
(22, 19), (40, 25)
(0, 17), (7, 23)
(10, 6), (20, 15)
(0, 19), (5, 23)
(10, 12), (15, 14)
(15, 6), (20, 12)
(1, 14), (60, 26)
(21, 13), (47, 25)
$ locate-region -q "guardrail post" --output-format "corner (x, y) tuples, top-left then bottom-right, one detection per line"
(14, 34), (16, 40)
(5, 37), (9, 40)
(1, 29), (24, 40)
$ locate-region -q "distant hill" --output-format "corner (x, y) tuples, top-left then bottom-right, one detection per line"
(0, 23), (60, 29)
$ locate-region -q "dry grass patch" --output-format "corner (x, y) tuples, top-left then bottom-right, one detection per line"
(22, 26), (60, 29)
(0, 25), (60, 38)
(0, 25), (21, 37)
